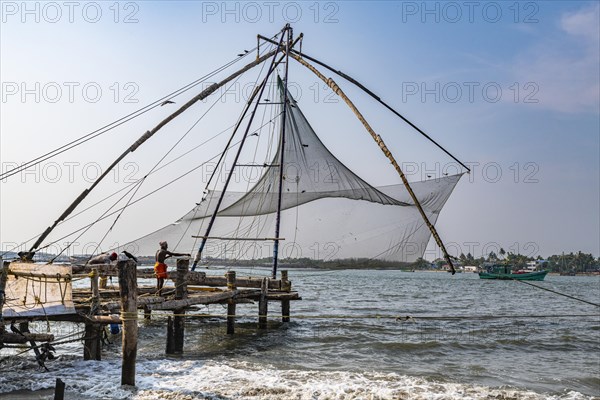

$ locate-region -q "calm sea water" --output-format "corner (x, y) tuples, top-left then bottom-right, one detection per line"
(1, 269), (599, 399)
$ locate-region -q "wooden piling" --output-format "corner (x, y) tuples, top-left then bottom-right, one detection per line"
(0, 262), (8, 335)
(173, 258), (188, 354)
(53, 378), (65, 400)
(17, 322), (48, 369)
(118, 260), (138, 387)
(166, 316), (174, 354)
(83, 323), (102, 361)
(281, 300), (290, 323)
(226, 271), (236, 334)
(84, 268), (102, 361)
(258, 277), (268, 329)
(143, 306), (151, 320)
(90, 268), (100, 312)
(281, 270), (290, 322)
(19, 321), (29, 333)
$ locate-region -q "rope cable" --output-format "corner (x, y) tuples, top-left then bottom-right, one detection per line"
(0, 50), (258, 181)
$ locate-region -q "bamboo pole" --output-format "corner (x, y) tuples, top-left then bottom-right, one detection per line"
(118, 260), (138, 386)
(192, 31), (303, 271)
(29, 50), (278, 255)
(272, 24), (293, 280)
(258, 34), (470, 173)
(289, 54), (456, 274)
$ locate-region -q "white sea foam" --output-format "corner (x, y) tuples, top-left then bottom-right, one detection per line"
(0, 358), (593, 399)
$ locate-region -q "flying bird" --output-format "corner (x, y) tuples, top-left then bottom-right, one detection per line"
(161, 100), (175, 106)
(121, 251), (138, 263)
(250, 132), (259, 137)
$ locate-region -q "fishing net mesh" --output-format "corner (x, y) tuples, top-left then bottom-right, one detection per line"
(123, 78), (463, 263)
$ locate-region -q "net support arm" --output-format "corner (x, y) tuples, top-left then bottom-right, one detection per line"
(257, 34), (469, 173)
(290, 54), (456, 274)
(26, 50), (277, 257)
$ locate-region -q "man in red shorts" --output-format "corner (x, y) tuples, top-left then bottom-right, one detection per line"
(155, 241), (190, 294)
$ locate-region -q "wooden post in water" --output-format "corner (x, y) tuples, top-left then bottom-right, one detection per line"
(258, 277), (268, 329)
(281, 270), (290, 323)
(165, 316), (174, 354)
(84, 268), (102, 361)
(19, 321), (29, 333)
(0, 262), (8, 335)
(118, 260), (138, 386)
(53, 378), (65, 400)
(226, 271), (236, 334)
(173, 258), (188, 354)
(143, 306), (151, 321)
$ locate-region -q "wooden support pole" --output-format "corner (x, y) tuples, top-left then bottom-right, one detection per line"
(0, 332), (54, 343)
(99, 275), (108, 289)
(175, 258), (189, 300)
(281, 270), (291, 292)
(17, 322), (48, 369)
(84, 268), (102, 361)
(90, 269), (100, 313)
(289, 54), (457, 274)
(0, 261), (8, 335)
(281, 300), (290, 323)
(118, 260), (137, 387)
(19, 321), (29, 333)
(143, 306), (151, 321)
(226, 271), (236, 335)
(54, 378), (65, 400)
(166, 316), (174, 354)
(83, 323), (101, 361)
(88, 315), (121, 324)
(258, 277), (268, 329)
(173, 258), (188, 354)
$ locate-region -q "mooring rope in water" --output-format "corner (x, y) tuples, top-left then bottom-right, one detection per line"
(512, 279), (600, 308)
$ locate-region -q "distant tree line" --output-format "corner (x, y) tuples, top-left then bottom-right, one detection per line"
(427, 250), (599, 273)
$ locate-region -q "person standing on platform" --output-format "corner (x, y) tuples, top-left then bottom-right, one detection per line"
(155, 241), (190, 294)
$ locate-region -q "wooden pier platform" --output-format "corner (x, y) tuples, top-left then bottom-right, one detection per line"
(0, 259), (301, 386)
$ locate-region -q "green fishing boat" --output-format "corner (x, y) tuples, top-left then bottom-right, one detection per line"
(479, 264), (548, 281)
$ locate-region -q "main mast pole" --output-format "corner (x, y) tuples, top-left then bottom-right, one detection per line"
(191, 27), (301, 271)
(272, 24), (292, 279)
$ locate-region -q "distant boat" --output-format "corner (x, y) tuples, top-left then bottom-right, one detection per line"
(479, 264), (548, 281)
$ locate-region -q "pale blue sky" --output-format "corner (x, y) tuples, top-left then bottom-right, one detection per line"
(1, 1), (598, 259)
